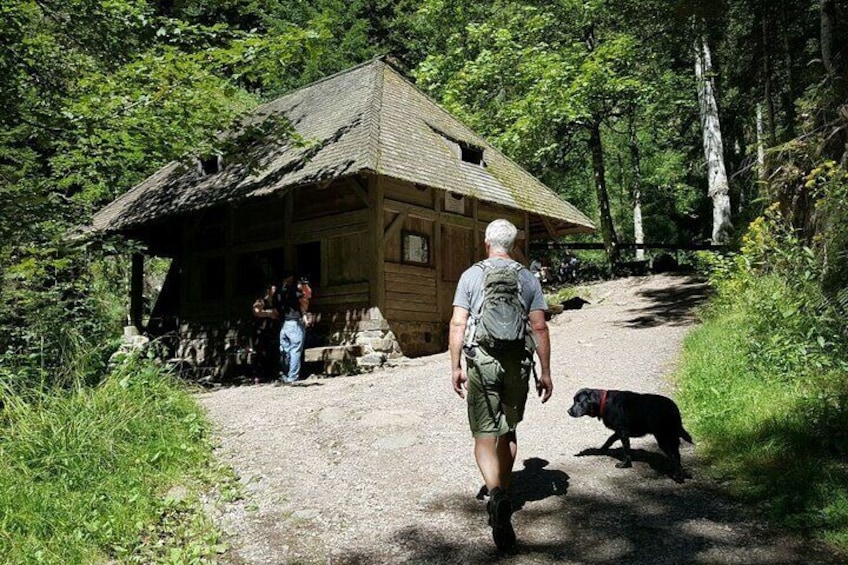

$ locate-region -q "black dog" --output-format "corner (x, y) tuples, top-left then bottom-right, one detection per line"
(568, 388), (693, 482)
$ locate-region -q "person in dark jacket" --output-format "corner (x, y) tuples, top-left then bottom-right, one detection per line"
(252, 283), (280, 382)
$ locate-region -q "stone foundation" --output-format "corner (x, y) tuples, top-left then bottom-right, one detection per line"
(151, 311), (445, 378)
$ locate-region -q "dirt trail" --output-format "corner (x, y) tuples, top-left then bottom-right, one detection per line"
(198, 274), (835, 564)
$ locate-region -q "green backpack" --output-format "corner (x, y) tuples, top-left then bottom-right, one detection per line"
(469, 260), (529, 350)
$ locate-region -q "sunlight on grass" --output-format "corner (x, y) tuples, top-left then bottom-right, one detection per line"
(678, 298), (848, 554)
(0, 354), (227, 564)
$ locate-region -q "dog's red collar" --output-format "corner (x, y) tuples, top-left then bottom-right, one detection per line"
(599, 390), (608, 419)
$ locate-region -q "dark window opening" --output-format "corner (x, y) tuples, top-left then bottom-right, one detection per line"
(199, 154), (222, 175)
(460, 145), (484, 165)
(200, 256), (226, 301)
(235, 248), (286, 297)
(296, 241), (322, 289)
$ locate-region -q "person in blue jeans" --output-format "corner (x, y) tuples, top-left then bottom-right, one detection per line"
(279, 273), (305, 384)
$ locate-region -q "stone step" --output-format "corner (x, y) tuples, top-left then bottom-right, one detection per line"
(304, 345), (364, 362)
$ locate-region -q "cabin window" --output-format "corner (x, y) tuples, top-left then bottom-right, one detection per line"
(402, 231), (430, 266)
(198, 154), (222, 176)
(460, 145), (484, 165)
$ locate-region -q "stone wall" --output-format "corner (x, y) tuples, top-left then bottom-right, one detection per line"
(328, 318), (403, 370)
(156, 313), (444, 377)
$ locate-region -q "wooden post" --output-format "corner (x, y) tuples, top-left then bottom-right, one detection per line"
(434, 189), (443, 319)
(369, 174), (385, 316)
(283, 189), (295, 272)
(130, 253), (144, 330)
(472, 198), (480, 261)
(224, 207), (235, 314)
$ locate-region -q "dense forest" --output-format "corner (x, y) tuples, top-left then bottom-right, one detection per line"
(1, 0), (847, 562)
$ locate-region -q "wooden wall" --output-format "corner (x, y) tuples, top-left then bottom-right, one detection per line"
(161, 172), (532, 361)
(380, 177), (530, 355)
(177, 176), (373, 325)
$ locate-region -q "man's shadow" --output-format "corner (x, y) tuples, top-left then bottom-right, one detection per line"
(477, 458), (570, 510)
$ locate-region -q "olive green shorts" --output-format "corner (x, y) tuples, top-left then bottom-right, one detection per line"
(465, 345), (532, 438)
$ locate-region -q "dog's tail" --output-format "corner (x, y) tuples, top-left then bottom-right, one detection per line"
(679, 426), (694, 444)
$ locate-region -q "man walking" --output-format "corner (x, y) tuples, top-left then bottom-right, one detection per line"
(449, 219), (552, 551)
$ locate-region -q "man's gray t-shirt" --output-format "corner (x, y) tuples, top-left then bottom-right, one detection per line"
(453, 258), (547, 314)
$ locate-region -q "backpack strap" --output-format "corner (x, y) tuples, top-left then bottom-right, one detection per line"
(470, 259), (525, 314)
(469, 260), (490, 318)
(465, 259), (528, 349)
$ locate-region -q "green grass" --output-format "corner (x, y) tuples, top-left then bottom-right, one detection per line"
(0, 354), (229, 564)
(677, 298), (848, 553)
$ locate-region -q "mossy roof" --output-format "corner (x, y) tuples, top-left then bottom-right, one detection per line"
(89, 57), (594, 236)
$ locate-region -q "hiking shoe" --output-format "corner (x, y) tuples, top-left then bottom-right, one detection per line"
(486, 487), (516, 550)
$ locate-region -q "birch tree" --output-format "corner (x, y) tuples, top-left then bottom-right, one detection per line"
(628, 114), (645, 260)
(694, 33), (732, 244)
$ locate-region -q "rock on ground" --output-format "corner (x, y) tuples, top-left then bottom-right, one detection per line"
(198, 274), (836, 564)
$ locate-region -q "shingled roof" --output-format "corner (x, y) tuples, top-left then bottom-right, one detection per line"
(90, 57), (594, 235)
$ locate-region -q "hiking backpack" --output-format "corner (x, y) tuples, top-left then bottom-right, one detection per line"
(467, 260), (530, 350)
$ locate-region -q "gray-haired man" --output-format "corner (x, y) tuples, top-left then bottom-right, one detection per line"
(449, 218), (553, 550)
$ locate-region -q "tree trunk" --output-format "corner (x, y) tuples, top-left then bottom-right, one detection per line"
(780, 5), (796, 138)
(821, 0), (837, 76)
(762, 17), (777, 145)
(583, 23), (619, 268)
(628, 117), (645, 260)
(819, 0), (847, 163)
(588, 118), (619, 268)
(756, 102), (766, 182)
(694, 33), (732, 244)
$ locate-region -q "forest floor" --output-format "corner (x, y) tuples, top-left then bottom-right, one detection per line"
(197, 274), (837, 564)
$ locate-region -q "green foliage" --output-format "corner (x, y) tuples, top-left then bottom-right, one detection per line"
(0, 353), (225, 564)
(701, 206), (848, 380)
(682, 184), (848, 551)
(811, 161), (848, 298)
(1, 239), (125, 388)
(0, 1), (327, 382)
(678, 293), (848, 552)
(412, 0), (707, 250)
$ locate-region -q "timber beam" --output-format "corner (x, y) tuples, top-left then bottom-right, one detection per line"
(383, 211), (408, 242)
(352, 176), (370, 207)
(384, 198), (475, 229)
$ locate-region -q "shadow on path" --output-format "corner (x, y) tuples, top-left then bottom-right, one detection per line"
(620, 275), (712, 329)
(510, 457), (570, 510)
(575, 447), (685, 482)
(475, 458), (571, 510)
(335, 468), (833, 564)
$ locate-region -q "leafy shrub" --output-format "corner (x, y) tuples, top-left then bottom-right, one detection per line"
(697, 206), (848, 381)
(682, 189), (848, 553)
(811, 161), (848, 300)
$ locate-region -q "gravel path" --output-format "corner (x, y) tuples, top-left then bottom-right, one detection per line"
(198, 274), (835, 564)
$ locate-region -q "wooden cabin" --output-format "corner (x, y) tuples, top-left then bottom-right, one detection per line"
(88, 57), (594, 372)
